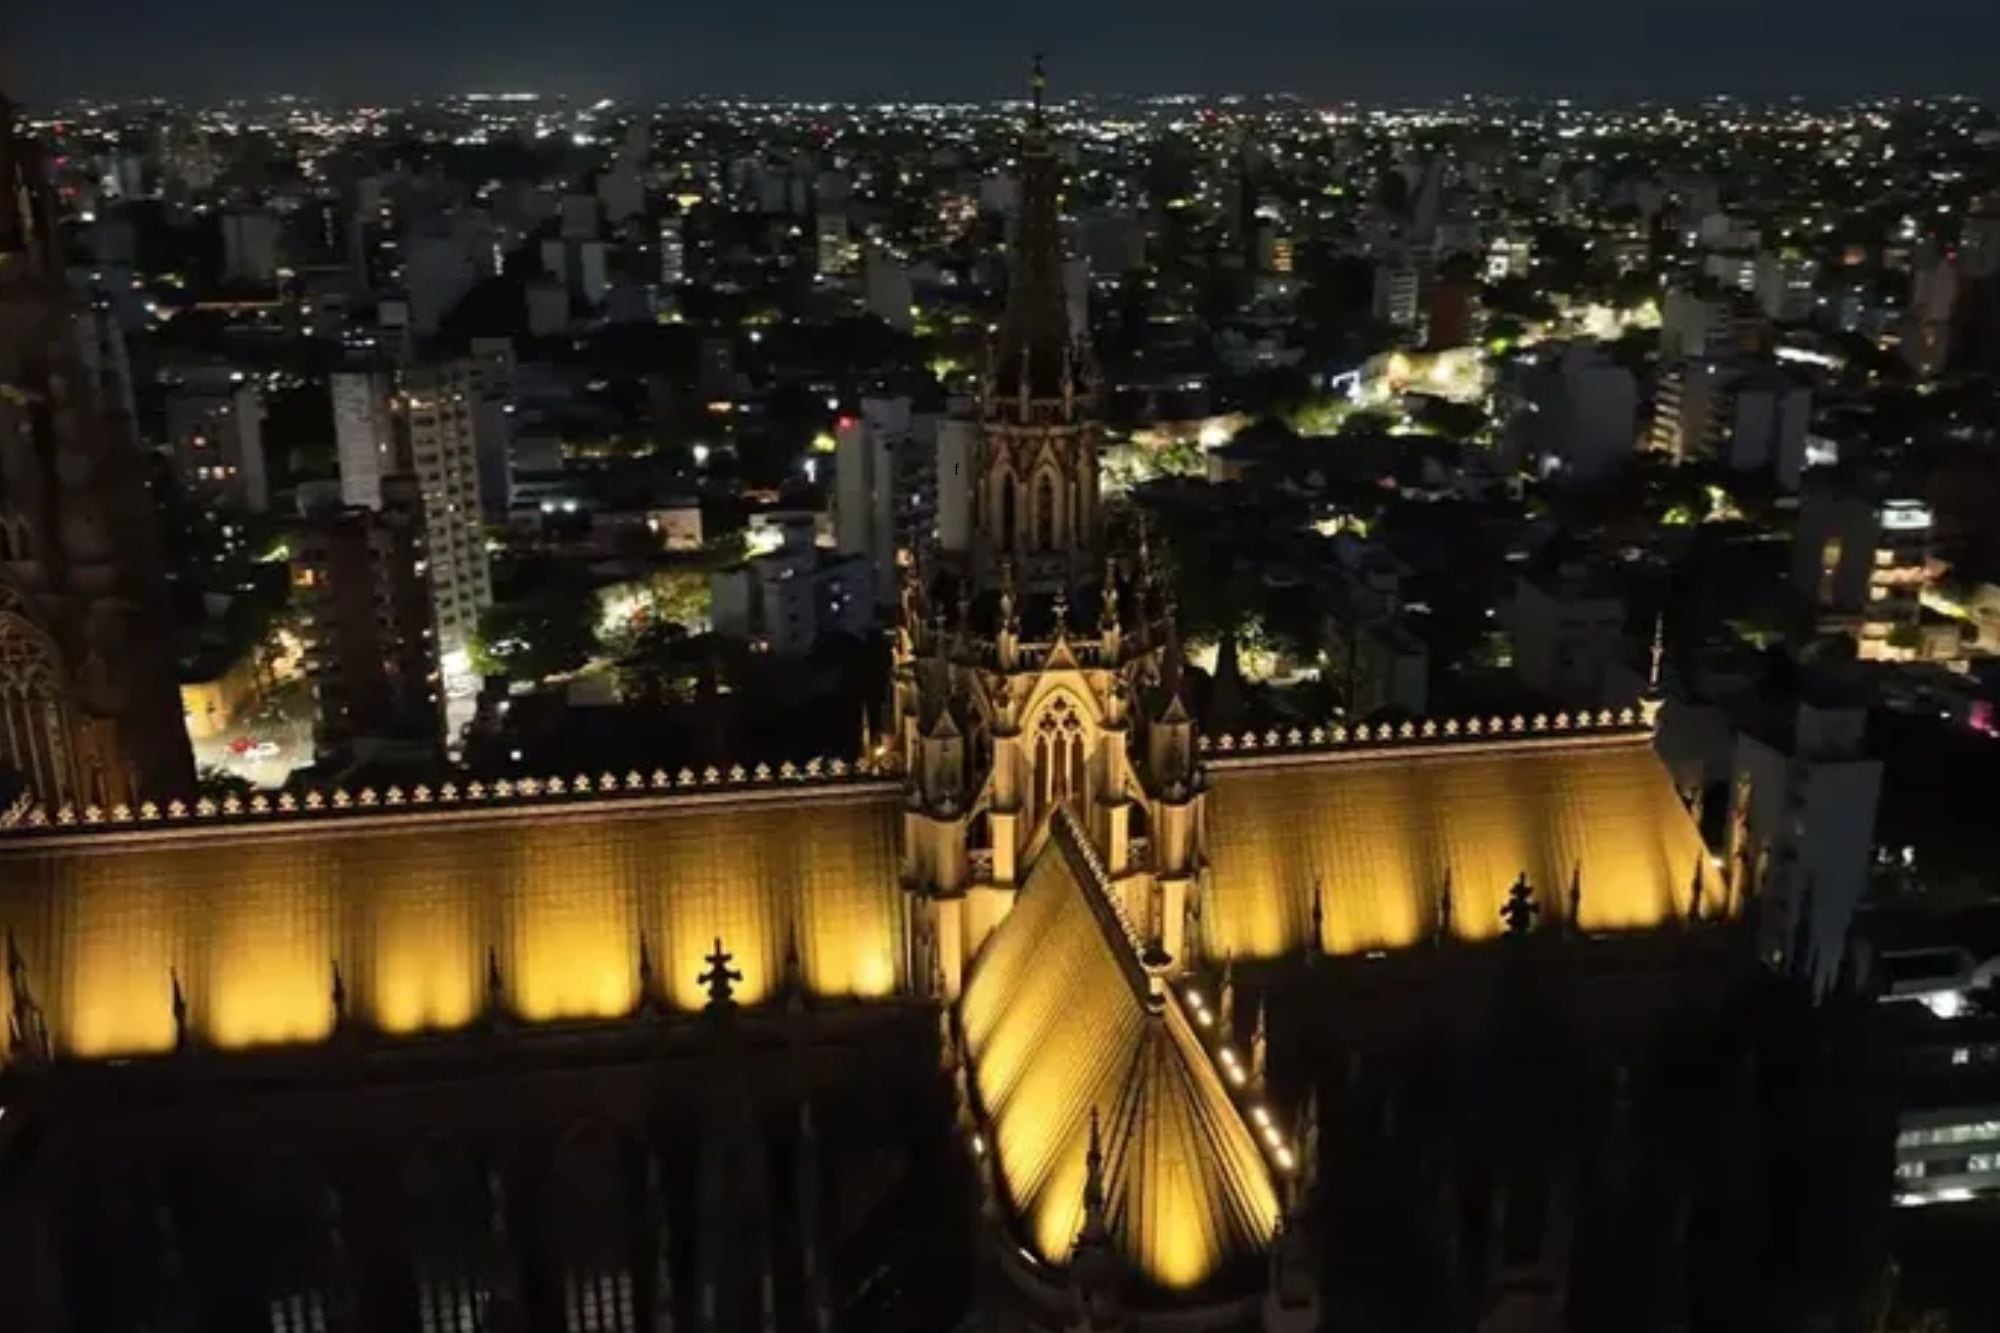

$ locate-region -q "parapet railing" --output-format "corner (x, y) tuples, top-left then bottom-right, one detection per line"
(1199, 703), (1652, 760)
(0, 755), (896, 837)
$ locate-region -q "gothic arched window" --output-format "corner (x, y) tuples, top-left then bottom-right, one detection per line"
(1033, 696), (1089, 813)
(1035, 475), (1056, 552)
(0, 604), (70, 806)
(1000, 477), (1017, 553)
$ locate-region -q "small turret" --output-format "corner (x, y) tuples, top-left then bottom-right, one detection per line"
(1068, 1107), (1123, 1332)
(1099, 554), (1122, 659)
(1263, 1089), (1320, 1332)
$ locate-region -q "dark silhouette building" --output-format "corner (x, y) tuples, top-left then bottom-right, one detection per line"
(0, 95), (195, 809)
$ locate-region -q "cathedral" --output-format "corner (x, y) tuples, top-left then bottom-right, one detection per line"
(0, 78), (1889, 1333)
(0, 94), (195, 812)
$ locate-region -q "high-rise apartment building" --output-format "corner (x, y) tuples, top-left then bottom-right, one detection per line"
(293, 478), (440, 756)
(330, 370), (396, 509)
(816, 210), (853, 276)
(397, 361), (493, 673)
(1961, 193), (2000, 282)
(1660, 285), (1766, 359)
(1728, 698), (1882, 993)
(1794, 482), (1937, 660)
(863, 245), (914, 331)
(835, 396), (941, 599)
(659, 216), (686, 286)
(1650, 358), (1811, 486)
(1373, 253), (1423, 332)
(1501, 342), (1637, 483)
(165, 374), (268, 515)
(220, 209), (282, 285)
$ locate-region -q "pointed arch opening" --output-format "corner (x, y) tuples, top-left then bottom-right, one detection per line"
(0, 604), (72, 807)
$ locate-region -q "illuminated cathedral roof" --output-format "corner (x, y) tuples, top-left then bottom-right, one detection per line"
(958, 809), (1282, 1291)
(1204, 723), (1724, 959)
(0, 779), (904, 1057)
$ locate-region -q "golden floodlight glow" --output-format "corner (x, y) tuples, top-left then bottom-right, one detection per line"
(0, 787), (904, 1059)
(1204, 735), (1724, 961)
(960, 815), (1279, 1291)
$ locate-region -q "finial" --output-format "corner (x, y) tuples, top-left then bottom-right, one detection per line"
(484, 946), (508, 1024)
(1100, 554), (1120, 632)
(1435, 869), (1455, 945)
(1641, 612), (1667, 728)
(170, 968), (191, 1051)
(1501, 873), (1540, 938)
(1568, 864), (1583, 934)
(1294, 1086), (1321, 1203)
(1218, 954), (1236, 1035)
(1052, 582), (1070, 633)
(637, 930), (660, 1013)
(330, 958), (347, 1030)
(700, 937), (743, 1010)
(782, 917), (805, 999)
(999, 558), (1018, 625)
(1081, 1106), (1108, 1241)
(1250, 999), (1268, 1087)
(1308, 875), (1325, 957)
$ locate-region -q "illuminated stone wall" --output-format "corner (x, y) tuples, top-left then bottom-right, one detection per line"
(1205, 733), (1724, 959)
(0, 785), (904, 1060)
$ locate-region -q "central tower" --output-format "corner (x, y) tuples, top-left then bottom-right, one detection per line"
(968, 55), (1099, 591)
(894, 63), (1208, 1004)
(0, 94), (195, 810)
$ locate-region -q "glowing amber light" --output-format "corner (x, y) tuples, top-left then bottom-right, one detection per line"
(961, 817), (1279, 1290)
(0, 786), (903, 1059)
(1205, 736), (1724, 960)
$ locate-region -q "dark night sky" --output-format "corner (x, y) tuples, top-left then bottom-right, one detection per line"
(8, 1), (2000, 104)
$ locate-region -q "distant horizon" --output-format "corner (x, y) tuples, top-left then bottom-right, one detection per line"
(10, 0), (2000, 109)
(17, 88), (2000, 115)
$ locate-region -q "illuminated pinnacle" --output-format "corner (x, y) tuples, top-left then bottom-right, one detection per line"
(1641, 612), (1666, 728)
(1081, 1106), (1108, 1243)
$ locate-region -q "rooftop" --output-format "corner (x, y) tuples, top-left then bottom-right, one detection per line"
(958, 809), (1281, 1292)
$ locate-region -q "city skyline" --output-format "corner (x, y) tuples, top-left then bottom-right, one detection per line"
(12, 0), (2000, 105)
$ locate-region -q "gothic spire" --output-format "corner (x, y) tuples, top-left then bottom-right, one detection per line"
(992, 56), (1077, 405)
(0, 92), (55, 278)
(1641, 611), (1668, 727)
